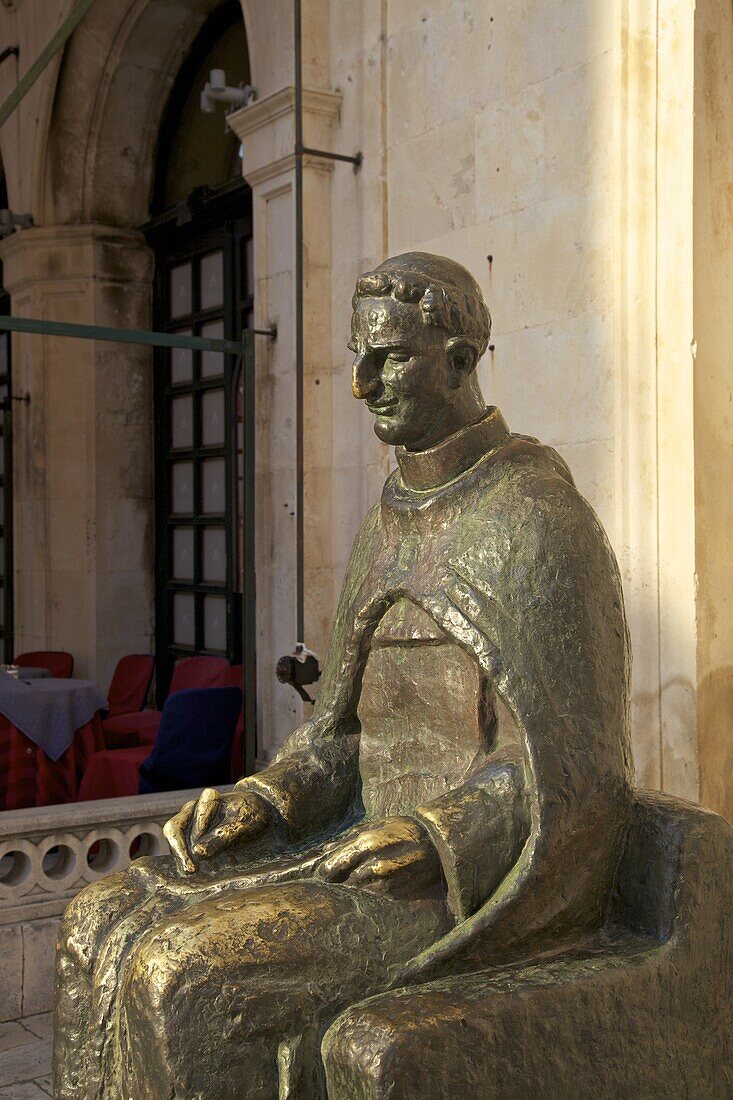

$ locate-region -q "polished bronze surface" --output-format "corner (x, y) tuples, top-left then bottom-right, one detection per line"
(54, 253), (634, 1098)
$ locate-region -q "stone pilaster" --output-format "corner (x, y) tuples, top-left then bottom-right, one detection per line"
(229, 86), (341, 761)
(0, 224), (154, 689)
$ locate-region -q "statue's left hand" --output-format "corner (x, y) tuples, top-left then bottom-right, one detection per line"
(317, 816), (444, 900)
(163, 787), (273, 873)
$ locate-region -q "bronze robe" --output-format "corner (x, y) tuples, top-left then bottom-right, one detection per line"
(54, 407), (632, 1098)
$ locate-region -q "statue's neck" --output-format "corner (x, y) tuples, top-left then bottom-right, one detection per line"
(395, 406), (510, 492)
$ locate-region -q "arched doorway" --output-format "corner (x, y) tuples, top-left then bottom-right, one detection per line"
(144, 2), (253, 699)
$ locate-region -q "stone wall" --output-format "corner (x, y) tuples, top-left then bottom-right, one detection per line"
(324, 1), (656, 785)
(693, 0), (733, 822)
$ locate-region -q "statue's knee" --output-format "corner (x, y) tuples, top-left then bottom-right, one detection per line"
(59, 870), (137, 973)
(125, 926), (191, 1020)
(322, 1000), (402, 1096)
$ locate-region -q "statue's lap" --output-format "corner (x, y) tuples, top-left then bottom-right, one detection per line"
(65, 859), (451, 1006)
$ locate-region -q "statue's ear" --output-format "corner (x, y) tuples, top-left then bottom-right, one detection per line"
(446, 337), (479, 387)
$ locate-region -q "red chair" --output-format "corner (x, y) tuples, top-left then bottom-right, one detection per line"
(103, 656), (230, 750)
(106, 655), (155, 718)
(80, 686), (242, 800)
(16, 650), (74, 678)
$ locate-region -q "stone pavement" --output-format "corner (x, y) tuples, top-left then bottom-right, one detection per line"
(0, 1014), (52, 1098)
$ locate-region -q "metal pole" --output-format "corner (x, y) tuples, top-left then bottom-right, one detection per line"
(294, 0), (305, 644)
(0, 315), (275, 355)
(0, 0), (99, 130)
(240, 339), (257, 775)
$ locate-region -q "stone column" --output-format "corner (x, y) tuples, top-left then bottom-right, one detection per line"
(613, 0), (698, 800)
(0, 225), (154, 689)
(229, 87), (341, 762)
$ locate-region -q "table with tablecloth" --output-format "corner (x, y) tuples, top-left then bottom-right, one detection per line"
(0, 674), (108, 810)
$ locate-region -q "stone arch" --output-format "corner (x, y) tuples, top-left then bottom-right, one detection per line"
(40, 0), (258, 228)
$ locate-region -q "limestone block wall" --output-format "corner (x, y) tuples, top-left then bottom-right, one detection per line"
(316, 0), (733, 822)
(692, 0), (733, 822)
(323, 4), (624, 743)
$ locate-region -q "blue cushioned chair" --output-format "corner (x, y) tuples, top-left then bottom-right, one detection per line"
(138, 686), (243, 794)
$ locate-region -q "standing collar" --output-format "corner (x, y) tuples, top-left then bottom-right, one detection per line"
(395, 406), (511, 491)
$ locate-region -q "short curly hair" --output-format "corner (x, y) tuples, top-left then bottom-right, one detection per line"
(352, 251), (492, 358)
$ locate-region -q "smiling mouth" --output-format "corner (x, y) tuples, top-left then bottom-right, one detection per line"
(366, 398), (398, 415)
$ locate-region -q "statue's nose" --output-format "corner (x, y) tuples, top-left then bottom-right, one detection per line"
(352, 353), (380, 400)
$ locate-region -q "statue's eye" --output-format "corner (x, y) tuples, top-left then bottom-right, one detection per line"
(386, 349), (411, 363)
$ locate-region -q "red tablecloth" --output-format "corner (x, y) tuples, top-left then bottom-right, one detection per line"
(0, 711), (105, 810)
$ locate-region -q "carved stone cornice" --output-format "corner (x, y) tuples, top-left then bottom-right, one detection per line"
(0, 224), (152, 295)
(228, 85), (342, 189)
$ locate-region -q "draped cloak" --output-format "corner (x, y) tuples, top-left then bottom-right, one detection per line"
(246, 405), (634, 979)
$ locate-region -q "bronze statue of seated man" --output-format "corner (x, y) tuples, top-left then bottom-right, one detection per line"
(54, 252), (633, 1099)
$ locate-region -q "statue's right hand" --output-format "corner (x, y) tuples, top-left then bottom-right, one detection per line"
(163, 786), (273, 874)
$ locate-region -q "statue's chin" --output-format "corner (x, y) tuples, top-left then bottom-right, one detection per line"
(373, 420), (407, 446)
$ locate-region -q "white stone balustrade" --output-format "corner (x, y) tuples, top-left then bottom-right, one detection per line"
(0, 790), (211, 1023)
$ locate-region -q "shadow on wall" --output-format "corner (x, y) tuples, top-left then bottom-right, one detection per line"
(698, 666), (733, 825)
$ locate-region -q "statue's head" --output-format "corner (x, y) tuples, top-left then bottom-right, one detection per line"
(350, 252), (491, 450)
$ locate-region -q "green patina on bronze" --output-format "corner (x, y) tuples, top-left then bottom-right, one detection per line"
(54, 253), (637, 1097)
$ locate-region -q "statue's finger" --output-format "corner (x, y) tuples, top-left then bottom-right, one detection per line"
(192, 801), (257, 858)
(164, 799), (196, 843)
(347, 847), (427, 896)
(190, 788), (221, 846)
(319, 836), (373, 881)
(163, 801), (197, 873)
(192, 821), (239, 859)
(348, 851), (416, 882)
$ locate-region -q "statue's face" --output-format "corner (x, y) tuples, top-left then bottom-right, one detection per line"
(349, 295), (460, 450)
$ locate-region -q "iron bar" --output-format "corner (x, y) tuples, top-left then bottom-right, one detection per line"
(0, 0), (98, 130)
(297, 145), (362, 168)
(0, 315), (275, 353)
(294, 0), (305, 644)
(239, 336), (257, 776)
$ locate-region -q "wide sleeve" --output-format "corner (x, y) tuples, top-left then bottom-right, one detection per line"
(410, 750), (530, 922)
(240, 503), (384, 841)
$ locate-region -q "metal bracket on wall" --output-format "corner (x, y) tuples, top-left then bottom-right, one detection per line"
(296, 145), (362, 170)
